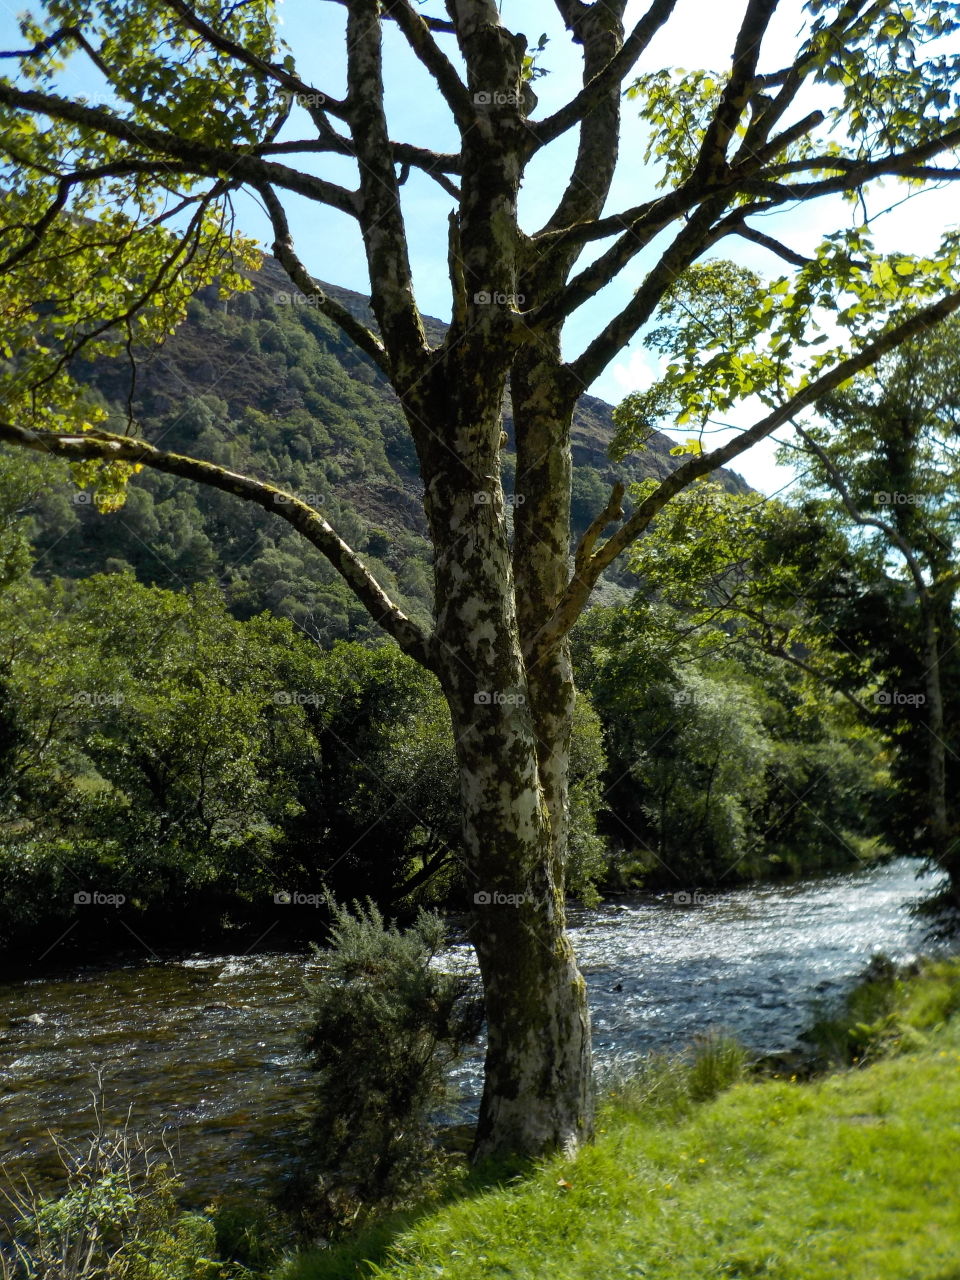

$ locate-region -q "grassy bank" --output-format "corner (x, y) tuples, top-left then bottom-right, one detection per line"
(276, 958), (960, 1280)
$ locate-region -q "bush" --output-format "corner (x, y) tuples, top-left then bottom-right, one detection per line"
(0, 1110), (247, 1280)
(805, 953), (960, 1067)
(300, 900), (483, 1229)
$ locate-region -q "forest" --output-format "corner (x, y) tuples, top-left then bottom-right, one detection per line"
(1, 264), (914, 962)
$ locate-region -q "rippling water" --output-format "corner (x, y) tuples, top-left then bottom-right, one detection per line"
(0, 857), (944, 1199)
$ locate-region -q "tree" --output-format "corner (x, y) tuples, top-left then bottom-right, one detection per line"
(789, 322), (960, 893)
(2, 0), (960, 1160)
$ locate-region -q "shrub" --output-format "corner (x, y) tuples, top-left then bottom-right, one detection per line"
(300, 900), (483, 1229)
(0, 1110), (246, 1280)
(805, 953), (960, 1067)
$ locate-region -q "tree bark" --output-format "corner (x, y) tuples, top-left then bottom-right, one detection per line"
(401, 329), (592, 1157)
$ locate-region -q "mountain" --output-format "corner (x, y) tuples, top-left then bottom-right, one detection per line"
(25, 255), (750, 643)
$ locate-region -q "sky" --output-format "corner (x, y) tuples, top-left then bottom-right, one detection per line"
(1, 0), (958, 494)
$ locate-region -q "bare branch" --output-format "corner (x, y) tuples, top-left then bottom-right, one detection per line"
(572, 482), (625, 579)
(319, 0), (456, 33)
(345, 0), (427, 374)
(726, 220), (812, 267)
(565, 196), (728, 390)
(255, 182), (389, 374)
(530, 0), (681, 149)
(0, 423), (434, 668)
(690, 0), (782, 185)
(384, 0), (474, 128)
(536, 4), (627, 245)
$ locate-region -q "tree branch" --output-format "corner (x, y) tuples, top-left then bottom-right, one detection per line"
(0, 84), (359, 214)
(535, 288), (960, 656)
(535, 3), (627, 244)
(530, 0), (681, 149)
(345, 0), (427, 375)
(793, 424), (931, 598)
(572, 482), (625, 579)
(255, 182), (390, 374)
(161, 0), (346, 117)
(384, 0), (474, 128)
(726, 220), (812, 267)
(565, 196), (728, 390)
(690, 0), (783, 185)
(0, 423), (434, 669)
(0, 161), (194, 275)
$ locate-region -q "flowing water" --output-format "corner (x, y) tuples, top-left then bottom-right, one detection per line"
(0, 857), (945, 1201)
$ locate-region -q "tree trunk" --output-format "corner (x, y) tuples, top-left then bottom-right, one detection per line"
(407, 350), (592, 1158)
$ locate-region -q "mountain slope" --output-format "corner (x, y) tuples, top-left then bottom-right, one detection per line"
(25, 257), (750, 642)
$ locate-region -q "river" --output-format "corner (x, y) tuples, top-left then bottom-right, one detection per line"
(0, 857), (945, 1201)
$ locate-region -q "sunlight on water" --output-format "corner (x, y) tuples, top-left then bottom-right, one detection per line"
(0, 858), (945, 1199)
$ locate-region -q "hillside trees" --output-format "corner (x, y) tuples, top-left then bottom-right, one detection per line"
(2, 0), (960, 1158)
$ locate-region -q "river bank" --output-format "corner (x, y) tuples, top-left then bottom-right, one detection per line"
(0, 858), (946, 1203)
(282, 956), (960, 1280)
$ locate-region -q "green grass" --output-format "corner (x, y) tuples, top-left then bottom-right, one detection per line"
(273, 960), (960, 1280)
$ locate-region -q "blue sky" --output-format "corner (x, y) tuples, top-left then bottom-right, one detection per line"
(2, 0), (958, 493)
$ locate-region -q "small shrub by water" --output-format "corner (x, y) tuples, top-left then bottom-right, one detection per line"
(805, 952), (960, 1066)
(0, 1107), (245, 1280)
(299, 900), (483, 1231)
